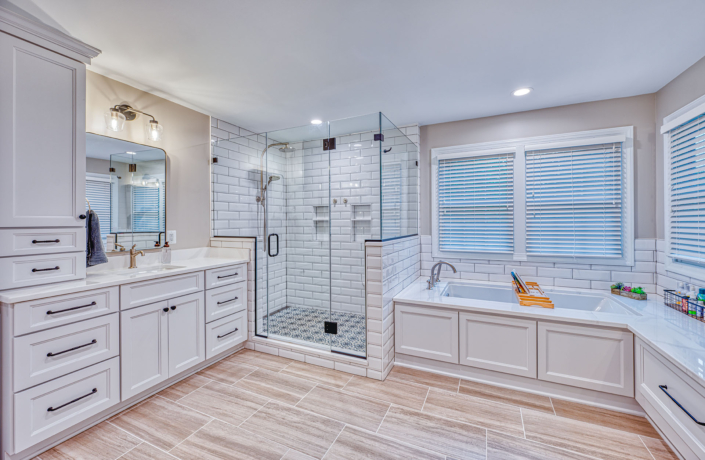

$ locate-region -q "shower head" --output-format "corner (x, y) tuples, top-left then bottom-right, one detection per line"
(267, 175), (281, 184)
(279, 145), (295, 153)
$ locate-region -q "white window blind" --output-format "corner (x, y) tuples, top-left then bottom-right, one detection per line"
(132, 185), (164, 233)
(668, 112), (705, 265)
(437, 153), (514, 253)
(86, 177), (111, 245)
(525, 142), (623, 257)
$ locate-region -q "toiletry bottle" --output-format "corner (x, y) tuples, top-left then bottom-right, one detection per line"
(688, 284), (697, 316)
(161, 242), (171, 264)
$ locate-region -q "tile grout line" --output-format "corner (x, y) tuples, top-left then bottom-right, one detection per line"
(237, 399), (271, 428)
(519, 408), (526, 439)
(106, 420), (180, 458)
(375, 404), (393, 434)
(294, 383), (319, 408)
(638, 435), (658, 460)
(113, 442), (145, 460)
(174, 376), (214, 402)
(168, 418), (215, 454)
(420, 387), (431, 411)
(548, 396), (556, 415)
(320, 423), (347, 460)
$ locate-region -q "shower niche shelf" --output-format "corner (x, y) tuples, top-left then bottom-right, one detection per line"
(352, 205), (371, 242)
(314, 206), (329, 240)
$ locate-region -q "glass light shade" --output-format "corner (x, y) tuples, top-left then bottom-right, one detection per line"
(146, 120), (163, 141)
(105, 109), (126, 132)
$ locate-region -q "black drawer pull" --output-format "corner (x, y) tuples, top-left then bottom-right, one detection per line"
(47, 301), (96, 315)
(47, 339), (97, 357)
(217, 328), (238, 339)
(659, 385), (705, 426)
(217, 273), (239, 279)
(163, 307), (169, 312)
(32, 239), (60, 244)
(217, 297), (239, 305)
(32, 266), (60, 273)
(47, 388), (97, 412)
(171, 306), (176, 310)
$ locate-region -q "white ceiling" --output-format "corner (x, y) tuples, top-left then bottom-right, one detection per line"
(7, 0), (705, 132)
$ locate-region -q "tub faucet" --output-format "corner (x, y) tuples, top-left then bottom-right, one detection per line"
(427, 261), (457, 290)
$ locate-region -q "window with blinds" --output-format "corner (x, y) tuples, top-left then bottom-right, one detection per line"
(132, 185), (164, 232)
(525, 142), (623, 257)
(437, 153), (514, 253)
(85, 177), (111, 245)
(668, 112), (705, 265)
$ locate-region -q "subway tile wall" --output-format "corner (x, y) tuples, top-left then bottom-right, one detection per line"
(420, 235), (658, 293)
(655, 239), (705, 294)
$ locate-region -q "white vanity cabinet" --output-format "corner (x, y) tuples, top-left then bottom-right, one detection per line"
(636, 339), (705, 459)
(0, 11), (100, 292)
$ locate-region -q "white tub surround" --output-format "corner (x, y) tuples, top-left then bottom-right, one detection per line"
(1, 248), (249, 460)
(395, 278), (705, 459)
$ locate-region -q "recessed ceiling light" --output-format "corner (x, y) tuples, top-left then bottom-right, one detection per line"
(311, 119), (322, 125)
(513, 88), (532, 96)
(126, 151), (136, 155)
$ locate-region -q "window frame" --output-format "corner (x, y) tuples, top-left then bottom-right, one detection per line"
(662, 93), (705, 279)
(431, 126), (635, 266)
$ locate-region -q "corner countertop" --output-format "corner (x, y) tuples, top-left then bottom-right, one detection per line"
(395, 278), (705, 386)
(0, 247), (249, 304)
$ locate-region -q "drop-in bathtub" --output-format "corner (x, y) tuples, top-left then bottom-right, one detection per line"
(442, 282), (640, 316)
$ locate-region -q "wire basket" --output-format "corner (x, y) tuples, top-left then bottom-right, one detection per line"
(663, 290), (705, 321)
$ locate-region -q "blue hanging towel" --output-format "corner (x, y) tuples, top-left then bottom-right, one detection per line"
(86, 209), (108, 266)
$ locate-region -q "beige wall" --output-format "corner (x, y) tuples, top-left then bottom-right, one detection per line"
(85, 71), (211, 249)
(419, 94), (657, 238)
(86, 157), (110, 175)
(655, 55), (705, 238)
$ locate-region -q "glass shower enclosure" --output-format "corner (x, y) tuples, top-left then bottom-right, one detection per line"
(212, 112), (418, 358)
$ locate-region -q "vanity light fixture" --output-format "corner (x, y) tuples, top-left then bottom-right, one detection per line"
(104, 104), (163, 141)
(311, 119), (322, 125)
(512, 87), (532, 96)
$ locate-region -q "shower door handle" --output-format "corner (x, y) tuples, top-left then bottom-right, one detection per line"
(268, 233), (279, 257)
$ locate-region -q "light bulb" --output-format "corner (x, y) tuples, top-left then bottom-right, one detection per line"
(146, 120), (163, 141)
(311, 119), (322, 125)
(104, 109), (126, 132)
(512, 87), (532, 96)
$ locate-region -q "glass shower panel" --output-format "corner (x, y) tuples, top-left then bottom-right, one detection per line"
(328, 114), (382, 356)
(381, 114), (419, 239)
(264, 124), (332, 350)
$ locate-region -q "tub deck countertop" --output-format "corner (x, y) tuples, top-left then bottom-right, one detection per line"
(395, 278), (705, 387)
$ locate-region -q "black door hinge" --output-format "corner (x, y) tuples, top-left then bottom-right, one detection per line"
(374, 134), (384, 142)
(324, 321), (338, 334)
(322, 138), (336, 151)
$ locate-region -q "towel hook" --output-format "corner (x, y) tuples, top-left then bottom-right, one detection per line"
(85, 198), (91, 212)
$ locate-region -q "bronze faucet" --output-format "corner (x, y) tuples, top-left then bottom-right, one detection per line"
(129, 244), (145, 269)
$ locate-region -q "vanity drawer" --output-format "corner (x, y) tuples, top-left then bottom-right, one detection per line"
(14, 357), (120, 453)
(0, 227), (85, 257)
(206, 310), (246, 359)
(0, 252), (86, 290)
(205, 264), (246, 289)
(14, 313), (119, 392)
(205, 281), (246, 323)
(636, 340), (705, 457)
(13, 287), (119, 336)
(120, 271), (204, 310)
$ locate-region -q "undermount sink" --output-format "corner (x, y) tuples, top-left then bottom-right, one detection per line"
(111, 265), (186, 277)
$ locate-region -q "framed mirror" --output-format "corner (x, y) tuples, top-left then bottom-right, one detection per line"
(86, 133), (167, 252)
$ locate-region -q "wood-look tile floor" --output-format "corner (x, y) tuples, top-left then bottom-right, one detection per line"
(34, 351), (679, 460)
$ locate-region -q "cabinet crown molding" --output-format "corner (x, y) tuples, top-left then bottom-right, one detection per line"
(0, 6), (100, 63)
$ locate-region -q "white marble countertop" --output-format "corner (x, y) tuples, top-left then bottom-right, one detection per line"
(0, 247), (249, 304)
(395, 278), (705, 386)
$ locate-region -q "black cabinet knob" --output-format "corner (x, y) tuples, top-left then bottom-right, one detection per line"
(79, 214), (87, 219)
(162, 307), (169, 312)
(170, 306), (176, 310)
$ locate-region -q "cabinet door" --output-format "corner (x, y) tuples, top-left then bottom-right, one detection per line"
(0, 32), (86, 228)
(120, 301), (169, 400)
(395, 303), (459, 363)
(538, 322), (634, 397)
(167, 292), (205, 377)
(459, 312), (537, 378)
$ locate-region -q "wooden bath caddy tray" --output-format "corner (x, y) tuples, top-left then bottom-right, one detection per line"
(512, 281), (554, 309)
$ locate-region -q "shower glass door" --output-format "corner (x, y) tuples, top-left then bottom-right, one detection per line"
(263, 124), (333, 351)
